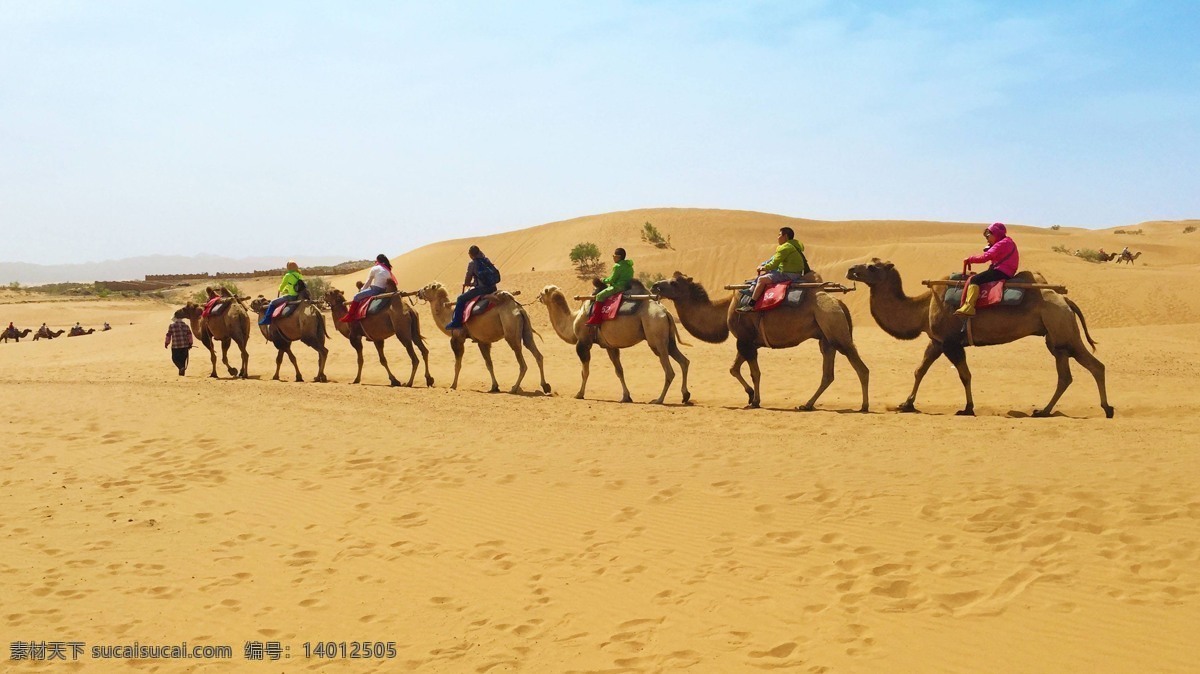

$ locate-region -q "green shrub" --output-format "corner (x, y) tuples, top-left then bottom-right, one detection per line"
(1184, 225), (1196, 234)
(641, 222), (671, 249)
(1114, 228), (1143, 235)
(303, 276), (331, 300)
(637, 271), (665, 286)
(569, 242), (602, 277)
(191, 280), (243, 304)
(7, 281), (20, 290)
(1052, 244), (1070, 255)
(1074, 248), (1108, 263)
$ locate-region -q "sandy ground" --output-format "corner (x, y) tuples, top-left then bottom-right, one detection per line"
(2, 210), (1198, 672)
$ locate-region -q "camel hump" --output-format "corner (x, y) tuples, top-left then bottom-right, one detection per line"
(627, 279), (649, 295)
(1010, 270), (1038, 284)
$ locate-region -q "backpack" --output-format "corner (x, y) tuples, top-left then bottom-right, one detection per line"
(476, 257), (501, 287)
(788, 240), (810, 275)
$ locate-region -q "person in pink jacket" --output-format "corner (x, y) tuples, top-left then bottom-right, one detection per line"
(956, 222), (1019, 317)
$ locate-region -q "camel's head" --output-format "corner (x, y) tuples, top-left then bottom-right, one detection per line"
(846, 259), (895, 286)
(537, 285), (562, 305)
(416, 282), (445, 303)
(248, 296), (270, 314)
(651, 271), (704, 301)
(179, 302), (202, 320)
(204, 286), (219, 299)
(324, 287), (346, 306)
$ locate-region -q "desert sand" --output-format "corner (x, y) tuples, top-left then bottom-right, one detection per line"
(2, 209), (1198, 672)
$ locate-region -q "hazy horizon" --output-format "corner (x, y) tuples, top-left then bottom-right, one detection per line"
(3, 1), (1197, 266)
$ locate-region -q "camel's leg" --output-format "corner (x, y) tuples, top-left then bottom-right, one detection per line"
(669, 339), (690, 404)
(351, 337), (364, 384)
(736, 339), (762, 408)
(220, 338), (238, 377)
(943, 341), (974, 416)
(205, 341), (219, 379)
(374, 340), (401, 386)
(1034, 346), (1072, 418)
(647, 341), (674, 405)
(449, 338), (465, 390)
(272, 348), (285, 380)
(397, 336), (419, 387)
(607, 348), (633, 403)
(239, 338), (250, 379)
(416, 335), (434, 388)
(575, 341), (592, 399)
(504, 330), (528, 394)
(1071, 342), (1113, 418)
(478, 342), (501, 393)
(522, 324), (551, 395)
(838, 341), (871, 413)
(799, 340), (836, 411)
(302, 336), (328, 383)
(729, 353), (754, 404)
(900, 340), (943, 413)
(286, 346), (302, 382)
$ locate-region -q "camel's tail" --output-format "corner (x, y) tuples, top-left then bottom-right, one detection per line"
(520, 307), (543, 343)
(408, 309), (427, 345)
(667, 311), (690, 348)
(1066, 297), (1099, 352)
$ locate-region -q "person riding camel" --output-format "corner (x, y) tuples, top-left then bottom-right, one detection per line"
(259, 261), (305, 326)
(353, 254), (397, 303)
(736, 227), (809, 313)
(446, 245), (501, 330)
(587, 248), (633, 325)
(955, 222), (1019, 318)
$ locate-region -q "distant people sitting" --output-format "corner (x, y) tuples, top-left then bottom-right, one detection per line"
(102, 322), (111, 331)
(259, 261), (305, 326)
(446, 245), (501, 330)
(587, 248), (633, 325)
(955, 222), (1019, 318)
(164, 309), (194, 376)
(737, 227), (809, 313)
(37, 323), (48, 337)
(353, 254), (396, 303)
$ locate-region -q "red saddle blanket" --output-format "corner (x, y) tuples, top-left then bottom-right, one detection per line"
(976, 280), (1007, 309)
(585, 293), (623, 325)
(463, 296), (494, 323)
(201, 297), (226, 317)
(755, 282), (792, 312)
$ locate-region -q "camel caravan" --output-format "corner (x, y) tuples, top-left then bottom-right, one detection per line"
(153, 225), (1115, 418)
(3, 321), (111, 343)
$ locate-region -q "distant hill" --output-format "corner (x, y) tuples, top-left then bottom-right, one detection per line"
(0, 254), (354, 285)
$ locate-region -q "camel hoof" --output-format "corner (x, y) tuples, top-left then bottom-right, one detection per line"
(897, 403), (918, 413)
(509, 386), (522, 394)
(1103, 405), (1115, 419)
(489, 386), (501, 393)
(620, 396), (633, 403)
(682, 391), (692, 405)
(650, 398), (665, 405)
(227, 368), (238, 376)
(859, 406), (869, 413)
(389, 379), (401, 387)
(743, 402), (761, 410)
(1032, 409), (1051, 418)
(351, 379), (361, 385)
(296, 376), (304, 383)
(796, 404), (815, 412)
(272, 375), (281, 381)
(425, 377), (435, 387)
(574, 392), (585, 399)
(209, 373), (218, 379)
(542, 383), (552, 394)
(955, 409), (975, 416)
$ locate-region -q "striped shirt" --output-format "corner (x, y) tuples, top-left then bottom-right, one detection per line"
(165, 320), (193, 349)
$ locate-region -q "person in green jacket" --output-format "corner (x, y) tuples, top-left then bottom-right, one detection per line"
(587, 248), (633, 325)
(737, 227), (809, 313)
(259, 261), (305, 325)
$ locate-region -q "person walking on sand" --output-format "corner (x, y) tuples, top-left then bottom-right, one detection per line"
(446, 245), (501, 330)
(164, 309), (194, 376)
(737, 227), (809, 313)
(259, 261), (305, 326)
(955, 222), (1019, 318)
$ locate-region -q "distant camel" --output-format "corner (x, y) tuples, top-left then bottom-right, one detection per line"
(537, 283), (687, 404)
(33, 328), (64, 341)
(1, 327), (31, 343)
(846, 259), (1112, 418)
(325, 287), (433, 387)
(1118, 250), (1142, 265)
(68, 327), (95, 337)
(180, 288), (251, 378)
(652, 272), (869, 411)
(1096, 249), (1119, 262)
(418, 282), (548, 394)
(249, 292), (329, 383)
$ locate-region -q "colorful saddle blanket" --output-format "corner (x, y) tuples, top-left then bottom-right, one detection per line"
(341, 295), (393, 323)
(587, 293), (623, 324)
(202, 297), (230, 318)
(736, 282), (806, 312)
(271, 302), (299, 320)
(943, 273), (1025, 310)
(463, 296), (495, 323)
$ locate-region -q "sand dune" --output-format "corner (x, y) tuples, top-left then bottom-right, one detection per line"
(2, 209), (1198, 672)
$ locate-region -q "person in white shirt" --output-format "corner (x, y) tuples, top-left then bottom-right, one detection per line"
(353, 254), (396, 302)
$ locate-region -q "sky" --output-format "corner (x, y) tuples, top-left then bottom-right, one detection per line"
(1, 0), (1197, 265)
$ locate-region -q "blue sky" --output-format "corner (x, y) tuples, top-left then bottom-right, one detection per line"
(1, 0), (1197, 264)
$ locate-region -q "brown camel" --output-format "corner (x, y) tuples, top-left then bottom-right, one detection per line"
(68, 327), (95, 337)
(651, 272), (869, 411)
(846, 259), (1113, 418)
(179, 288), (252, 378)
(417, 282), (548, 394)
(325, 288), (434, 387)
(537, 283), (688, 404)
(33, 328), (64, 341)
(1118, 250), (1142, 265)
(1096, 249), (1119, 262)
(249, 293), (329, 383)
(1, 327), (31, 343)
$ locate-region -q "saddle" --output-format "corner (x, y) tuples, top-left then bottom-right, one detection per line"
(736, 283), (809, 312)
(463, 295), (495, 323)
(271, 302), (300, 320)
(584, 281), (651, 324)
(342, 295), (394, 323)
(202, 296), (230, 318)
(943, 272), (1030, 310)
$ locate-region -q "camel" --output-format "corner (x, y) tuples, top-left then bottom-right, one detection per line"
(32, 328), (64, 341)
(1118, 250), (1142, 265)
(249, 293), (329, 383)
(651, 272), (869, 411)
(845, 259), (1113, 418)
(1096, 249), (1119, 262)
(68, 327), (95, 337)
(537, 283), (687, 404)
(1, 327), (31, 343)
(324, 287), (434, 387)
(417, 282), (548, 394)
(179, 288), (252, 378)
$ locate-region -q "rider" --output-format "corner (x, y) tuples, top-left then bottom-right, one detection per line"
(353, 254), (396, 303)
(587, 248), (633, 325)
(956, 222), (1019, 318)
(259, 261), (304, 325)
(446, 245), (500, 330)
(736, 227), (809, 313)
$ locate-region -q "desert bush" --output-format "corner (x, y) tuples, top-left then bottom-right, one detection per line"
(1074, 248), (1109, 263)
(303, 276), (331, 300)
(1050, 224), (1061, 231)
(570, 242), (603, 277)
(637, 271), (665, 286)
(641, 222), (671, 249)
(7, 281), (20, 290)
(1051, 244), (1070, 255)
(1185, 225), (1197, 234)
(1114, 229), (1143, 235)
(191, 280), (243, 304)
